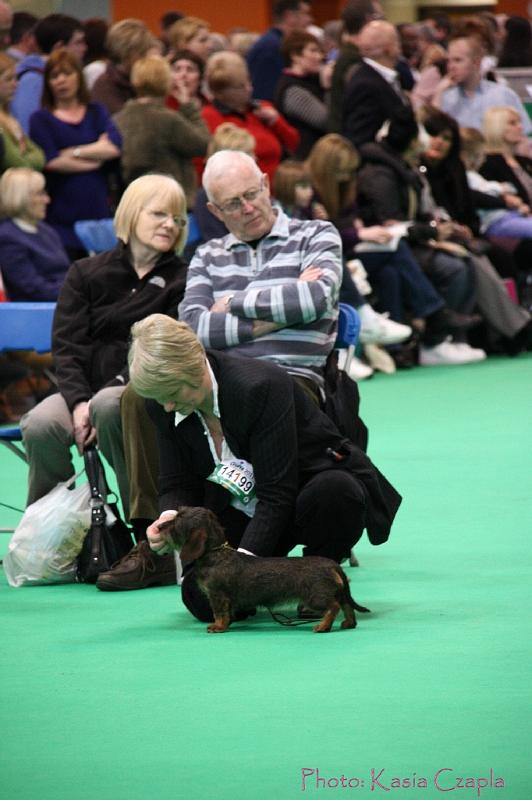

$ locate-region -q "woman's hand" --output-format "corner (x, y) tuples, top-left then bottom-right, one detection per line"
(312, 202), (328, 220)
(72, 401), (96, 454)
(253, 104), (279, 126)
(146, 510), (178, 554)
(357, 225), (393, 244)
(436, 221), (455, 241)
(171, 77), (193, 105)
(319, 61), (334, 89)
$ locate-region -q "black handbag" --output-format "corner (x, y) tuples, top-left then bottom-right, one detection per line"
(77, 445), (133, 583)
(323, 351), (369, 453)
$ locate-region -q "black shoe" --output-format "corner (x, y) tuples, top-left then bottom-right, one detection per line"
(502, 319), (532, 356)
(443, 309), (483, 331)
(96, 541), (176, 591)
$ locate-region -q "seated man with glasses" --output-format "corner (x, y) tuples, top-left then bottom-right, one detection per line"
(180, 149), (342, 394)
(99, 150), (371, 591)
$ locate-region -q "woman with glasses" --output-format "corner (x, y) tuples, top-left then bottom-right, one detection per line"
(20, 174), (189, 528)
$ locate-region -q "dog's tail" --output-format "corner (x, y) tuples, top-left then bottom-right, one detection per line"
(334, 565), (370, 614)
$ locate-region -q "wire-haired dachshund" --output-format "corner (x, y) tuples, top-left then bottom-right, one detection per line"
(158, 506), (369, 634)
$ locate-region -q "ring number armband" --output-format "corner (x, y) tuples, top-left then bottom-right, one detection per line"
(207, 458), (256, 505)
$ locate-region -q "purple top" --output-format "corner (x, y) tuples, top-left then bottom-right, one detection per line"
(0, 219), (71, 300)
(29, 103), (122, 250)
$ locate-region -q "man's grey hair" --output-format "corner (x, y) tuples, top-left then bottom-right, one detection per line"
(202, 150), (263, 202)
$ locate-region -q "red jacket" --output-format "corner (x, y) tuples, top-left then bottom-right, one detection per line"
(200, 100), (299, 183)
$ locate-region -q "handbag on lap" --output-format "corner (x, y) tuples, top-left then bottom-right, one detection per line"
(76, 445), (132, 583)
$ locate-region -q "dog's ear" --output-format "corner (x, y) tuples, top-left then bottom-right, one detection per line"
(157, 518), (176, 546)
(179, 527), (208, 564)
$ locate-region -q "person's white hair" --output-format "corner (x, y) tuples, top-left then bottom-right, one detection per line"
(202, 150), (262, 201)
(0, 167), (45, 217)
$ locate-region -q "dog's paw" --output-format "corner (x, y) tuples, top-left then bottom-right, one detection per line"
(207, 623), (227, 633)
(341, 618), (356, 630)
(312, 622), (332, 633)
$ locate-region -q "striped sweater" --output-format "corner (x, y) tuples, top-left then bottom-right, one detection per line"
(178, 209), (342, 383)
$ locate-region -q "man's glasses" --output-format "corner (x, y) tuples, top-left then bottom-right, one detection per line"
(213, 176), (266, 215)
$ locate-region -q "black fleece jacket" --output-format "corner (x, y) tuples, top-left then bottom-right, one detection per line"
(52, 242), (187, 411)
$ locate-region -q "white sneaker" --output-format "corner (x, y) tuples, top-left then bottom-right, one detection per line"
(419, 339), (485, 366)
(363, 343), (396, 374)
(452, 342), (487, 362)
(358, 305), (412, 345)
(347, 355), (374, 380)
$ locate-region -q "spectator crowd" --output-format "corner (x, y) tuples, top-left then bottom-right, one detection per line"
(0, 0), (531, 604)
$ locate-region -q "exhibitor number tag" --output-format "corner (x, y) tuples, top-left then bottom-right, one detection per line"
(207, 459), (256, 505)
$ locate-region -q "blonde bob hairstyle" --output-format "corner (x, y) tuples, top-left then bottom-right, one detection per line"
(129, 314), (206, 401)
(206, 122), (256, 158)
(482, 105), (521, 153)
(106, 18), (157, 66)
(130, 55), (172, 98)
(168, 16), (210, 51)
(307, 134), (359, 222)
(114, 174), (188, 253)
(0, 167), (46, 217)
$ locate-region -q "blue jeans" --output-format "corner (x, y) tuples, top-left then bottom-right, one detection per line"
(358, 240), (444, 322)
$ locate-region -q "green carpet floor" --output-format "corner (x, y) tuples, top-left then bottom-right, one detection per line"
(1, 355), (531, 800)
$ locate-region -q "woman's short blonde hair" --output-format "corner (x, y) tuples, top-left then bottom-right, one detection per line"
(206, 122), (256, 158)
(206, 51), (248, 93)
(168, 16), (209, 51)
(130, 55), (171, 98)
(0, 168), (46, 217)
(114, 174), (188, 252)
(129, 314), (206, 400)
(482, 105), (521, 152)
(106, 18), (157, 66)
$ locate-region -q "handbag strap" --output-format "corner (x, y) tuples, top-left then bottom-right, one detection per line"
(83, 445), (106, 503)
(83, 446), (108, 528)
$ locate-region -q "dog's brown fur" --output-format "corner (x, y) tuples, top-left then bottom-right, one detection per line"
(158, 507), (369, 634)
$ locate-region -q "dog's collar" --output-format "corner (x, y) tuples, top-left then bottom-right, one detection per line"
(210, 541), (234, 553)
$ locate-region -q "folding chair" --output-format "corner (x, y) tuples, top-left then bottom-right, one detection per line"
(0, 302), (56, 462)
(74, 219), (118, 255)
(335, 302), (361, 373)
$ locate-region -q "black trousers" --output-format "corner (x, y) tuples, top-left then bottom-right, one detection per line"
(180, 470), (368, 622)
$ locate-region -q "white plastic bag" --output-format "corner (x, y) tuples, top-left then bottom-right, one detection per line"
(3, 473), (91, 587)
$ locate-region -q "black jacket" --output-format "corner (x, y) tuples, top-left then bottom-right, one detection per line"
(148, 350), (401, 556)
(479, 153), (532, 206)
(357, 142), (436, 245)
(342, 62), (408, 148)
(52, 242), (187, 411)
